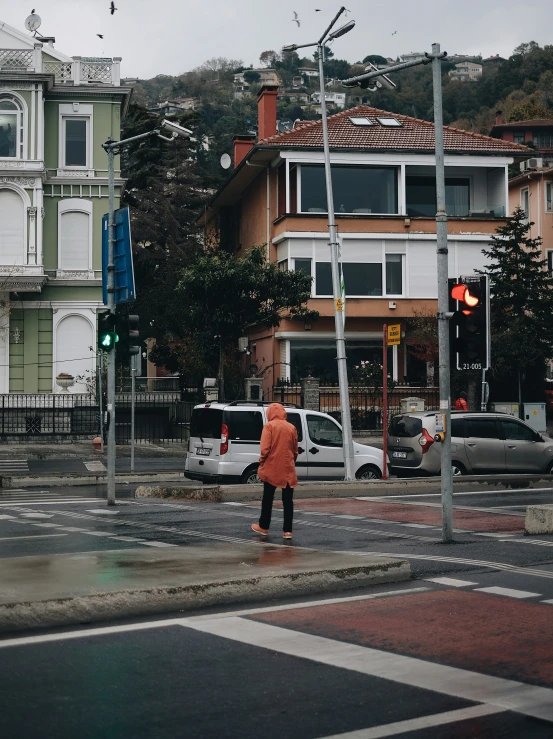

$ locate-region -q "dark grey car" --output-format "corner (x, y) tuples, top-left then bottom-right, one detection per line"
(387, 411), (553, 476)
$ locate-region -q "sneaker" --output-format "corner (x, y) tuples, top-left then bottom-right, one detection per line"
(283, 532), (293, 540)
(251, 523), (269, 536)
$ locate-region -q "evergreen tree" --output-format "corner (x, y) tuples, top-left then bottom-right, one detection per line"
(479, 208), (553, 400)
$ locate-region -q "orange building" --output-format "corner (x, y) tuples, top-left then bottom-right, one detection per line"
(199, 86), (528, 395)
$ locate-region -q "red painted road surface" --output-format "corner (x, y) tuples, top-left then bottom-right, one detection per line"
(251, 590), (553, 687)
(279, 497), (525, 533)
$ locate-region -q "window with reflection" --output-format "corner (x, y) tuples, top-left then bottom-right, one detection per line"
(300, 165), (398, 214)
(406, 176), (470, 217)
(316, 262), (382, 296)
(0, 97), (23, 158)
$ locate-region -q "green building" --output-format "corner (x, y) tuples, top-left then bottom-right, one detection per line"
(0, 19), (131, 394)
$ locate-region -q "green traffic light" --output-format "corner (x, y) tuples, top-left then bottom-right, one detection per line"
(101, 335), (112, 348)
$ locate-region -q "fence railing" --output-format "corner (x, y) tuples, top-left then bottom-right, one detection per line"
(0, 49), (33, 71)
(0, 393), (193, 443)
(272, 384), (440, 431)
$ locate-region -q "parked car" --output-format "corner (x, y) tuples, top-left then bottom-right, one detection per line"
(185, 401), (384, 484)
(387, 410), (553, 476)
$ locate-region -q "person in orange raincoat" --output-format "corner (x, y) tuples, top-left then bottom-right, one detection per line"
(455, 391), (468, 410)
(251, 403), (298, 540)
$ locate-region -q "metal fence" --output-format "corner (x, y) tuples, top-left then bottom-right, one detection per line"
(272, 383), (440, 431)
(0, 393), (195, 444)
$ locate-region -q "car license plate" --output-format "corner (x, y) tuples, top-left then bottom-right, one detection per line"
(392, 451), (407, 459)
(196, 448), (211, 457)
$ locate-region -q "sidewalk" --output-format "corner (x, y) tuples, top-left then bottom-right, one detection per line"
(0, 544), (410, 631)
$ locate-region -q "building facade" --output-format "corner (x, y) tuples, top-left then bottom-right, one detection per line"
(200, 87), (528, 394)
(0, 20), (130, 394)
(448, 62), (482, 82)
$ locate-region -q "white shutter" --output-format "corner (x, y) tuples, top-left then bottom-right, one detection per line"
(60, 211), (89, 270)
(408, 241), (437, 297)
(0, 190), (25, 265)
(279, 340), (289, 380)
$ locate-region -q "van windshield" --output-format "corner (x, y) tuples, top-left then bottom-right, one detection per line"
(190, 408), (223, 440)
(389, 415), (423, 438)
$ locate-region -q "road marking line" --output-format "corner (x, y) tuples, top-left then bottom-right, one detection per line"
(474, 586), (542, 599)
(402, 523), (434, 528)
(58, 527), (88, 532)
(84, 461), (107, 473)
(542, 599), (553, 605)
(504, 538), (553, 547)
(185, 617), (553, 722)
(139, 541), (178, 547)
(474, 532), (516, 538)
(0, 514), (15, 519)
(79, 531), (117, 537)
(425, 577), (479, 587)
(319, 704), (506, 739)
(0, 588), (430, 649)
(222, 502), (246, 506)
(18, 513), (54, 519)
(108, 536), (146, 542)
(0, 499), (101, 507)
(344, 550), (553, 581)
(0, 534), (67, 541)
(358, 487), (553, 499)
(86, 509), (119, 515)
(334, 514), (362, 519)
(30, 523), (63, 528)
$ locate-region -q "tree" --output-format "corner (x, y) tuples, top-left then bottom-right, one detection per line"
(175, 246), (317, 398)
(259, 50), (279, 67)
(479, 208), (553, 402)
(363, 55), (388, 66)
(243, 70), (261, 85)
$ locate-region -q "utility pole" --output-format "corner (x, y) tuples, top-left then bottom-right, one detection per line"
(341, 44), (454, 540)
(284, 7), (356, 480)
(102, 120), (192, 506)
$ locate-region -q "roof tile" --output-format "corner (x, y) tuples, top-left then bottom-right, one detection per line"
(258, 105), (530, 155)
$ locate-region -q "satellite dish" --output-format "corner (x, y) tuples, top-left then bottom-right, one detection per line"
(220, 153), (232, 170)
(25, 13), (42, 34)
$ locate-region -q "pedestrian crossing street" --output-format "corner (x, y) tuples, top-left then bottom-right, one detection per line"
(0, 460), (29, 474)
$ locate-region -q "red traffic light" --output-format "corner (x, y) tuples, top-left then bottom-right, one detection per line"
(450, 283), (480, 307)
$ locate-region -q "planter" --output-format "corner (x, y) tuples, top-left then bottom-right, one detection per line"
(56, 375), (75, 393)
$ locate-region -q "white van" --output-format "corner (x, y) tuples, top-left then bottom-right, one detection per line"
(184, 401), (385, 484)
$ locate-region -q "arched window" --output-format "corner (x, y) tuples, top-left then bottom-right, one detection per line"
(0, 96), (24, 159)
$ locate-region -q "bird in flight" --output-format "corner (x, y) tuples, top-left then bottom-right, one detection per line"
(97, 34), (104, 39)
(392, 30), (397, 35)
(110, 1), (117, 14)
(292, 11), (300, 26)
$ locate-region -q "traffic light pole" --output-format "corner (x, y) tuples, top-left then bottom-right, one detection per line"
(106, 145), (116, 504)
(431, 43), (454, 542)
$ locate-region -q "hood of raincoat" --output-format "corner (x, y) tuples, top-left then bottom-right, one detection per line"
(266, 403), (287, 422)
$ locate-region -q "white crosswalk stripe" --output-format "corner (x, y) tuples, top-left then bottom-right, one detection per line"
(0, 459), (29, 473)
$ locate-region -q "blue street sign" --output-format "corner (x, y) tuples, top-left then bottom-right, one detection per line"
(102, 207), (136, 305)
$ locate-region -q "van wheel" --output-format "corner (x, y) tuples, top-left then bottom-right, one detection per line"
(241, 467), (261, 485)
(452, 461), (466, 476)
(355, 465), (382, 481)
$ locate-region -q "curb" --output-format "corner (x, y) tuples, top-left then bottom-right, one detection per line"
(1, 472), (186, 489)
(0, 559), (410, 631)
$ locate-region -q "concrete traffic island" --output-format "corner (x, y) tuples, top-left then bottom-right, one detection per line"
(525, 504), (553, 534)
(0, 545), (410, 632)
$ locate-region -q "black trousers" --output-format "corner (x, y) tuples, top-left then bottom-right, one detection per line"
(259, 482), (294, 532)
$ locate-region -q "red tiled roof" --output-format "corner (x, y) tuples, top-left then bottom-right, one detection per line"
(258, 105), (531, 154)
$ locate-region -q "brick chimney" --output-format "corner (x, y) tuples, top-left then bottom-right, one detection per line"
(257, 85), (279, 141)
(233, 134), (256, 167)
(495, 109), (503, 126)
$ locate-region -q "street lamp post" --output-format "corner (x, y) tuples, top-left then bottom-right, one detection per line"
(341, 45), (454, 541)
(102, 120), (192, 505)
(284, 7), (356, 480)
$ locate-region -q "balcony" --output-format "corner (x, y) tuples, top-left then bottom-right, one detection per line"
(0, 47), (121, 86)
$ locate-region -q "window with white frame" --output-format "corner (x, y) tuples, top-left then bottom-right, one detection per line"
(58, 199), (92, 273)
(521, 188), (529, 218)
(386, 254), (403, 295)
(59, 104), (93, 170)
(315, 262), (383, 296)
(546, 182), (552, 213)
(0, 95), (24, 159)
(299, 164), (398, 214)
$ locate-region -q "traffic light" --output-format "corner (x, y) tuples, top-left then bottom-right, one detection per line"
(97, 312), (118, 352)
(448, 276), (490, 371)
(115, 309), (141, 361)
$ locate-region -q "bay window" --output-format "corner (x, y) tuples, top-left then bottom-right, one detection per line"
(300, 164), (398, 214)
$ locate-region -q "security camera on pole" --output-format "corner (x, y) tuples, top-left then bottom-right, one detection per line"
(102, 120), (191, 505)
(341, 44), (455, 541)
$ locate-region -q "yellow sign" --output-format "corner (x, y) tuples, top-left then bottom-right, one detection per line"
(387, 323), (401, 345)
(335, 298), (344, 312)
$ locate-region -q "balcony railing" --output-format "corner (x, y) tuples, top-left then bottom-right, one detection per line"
(0, 46), (121, 86)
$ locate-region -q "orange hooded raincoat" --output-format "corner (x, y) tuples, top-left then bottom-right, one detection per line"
(258, 403), (298, 489)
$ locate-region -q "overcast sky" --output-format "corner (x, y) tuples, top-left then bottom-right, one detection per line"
(2, 0), (551, 79)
